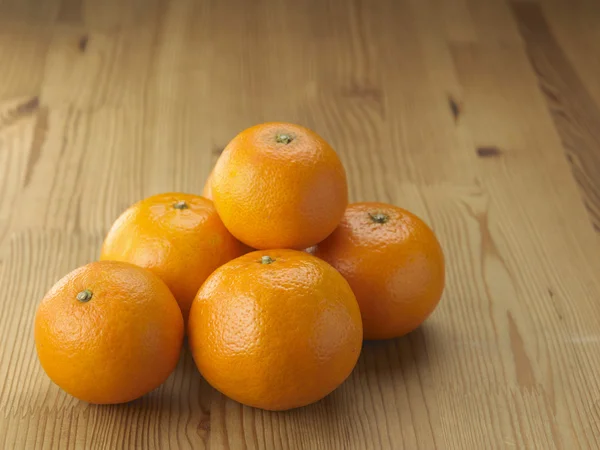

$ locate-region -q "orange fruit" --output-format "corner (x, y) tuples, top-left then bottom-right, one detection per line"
(211, 122), (348, 250)
(313, 202), (445, 340)
(188, 249), (363, 411)
(100, 193), (246, 322)
(34, 260), (183, 404)
(202, 170), (214, 200)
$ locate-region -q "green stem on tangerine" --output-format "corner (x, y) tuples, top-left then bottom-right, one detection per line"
(261, 255), (275, 264)
(276, 134), (293, 145)
(369, 212), (389, 224)
(173, 201), (189, 210)
(77, 289), (93, 302)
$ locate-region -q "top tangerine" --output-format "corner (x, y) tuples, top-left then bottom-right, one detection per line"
(210, 122), (348, 250)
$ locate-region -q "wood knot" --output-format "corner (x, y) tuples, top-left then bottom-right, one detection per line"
(16, 97), (40, 116)
(198, 416), (211, 432)
(476, 146), (502, 158)
(448, 95), (462, 122)
(79, 35), (89, 52)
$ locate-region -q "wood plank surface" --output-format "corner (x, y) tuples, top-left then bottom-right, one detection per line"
(1, 0), (600, 448)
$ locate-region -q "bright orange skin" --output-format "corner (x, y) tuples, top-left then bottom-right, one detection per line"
(100, 193), (246, 322)
(314, 203), (445, 340)
(34, 261), (184, 404)
(188, 249), (363, 411)
(211, 122), (348, 250)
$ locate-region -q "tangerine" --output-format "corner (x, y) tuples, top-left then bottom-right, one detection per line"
(210, 122), (348, 250)
(314, 202), (445, 340)
(100, 193), (246, 322)
(34, 260), (183, 404)
(188, 249), (363, 411)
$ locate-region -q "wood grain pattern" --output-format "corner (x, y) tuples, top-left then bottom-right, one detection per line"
(511, 1), (600, 232)
(1, 0), (600, 448)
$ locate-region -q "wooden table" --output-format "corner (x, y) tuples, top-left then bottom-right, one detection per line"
(2, 0), (600, 448)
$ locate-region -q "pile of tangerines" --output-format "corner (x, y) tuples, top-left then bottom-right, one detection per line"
(34, 123), (445, 411)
